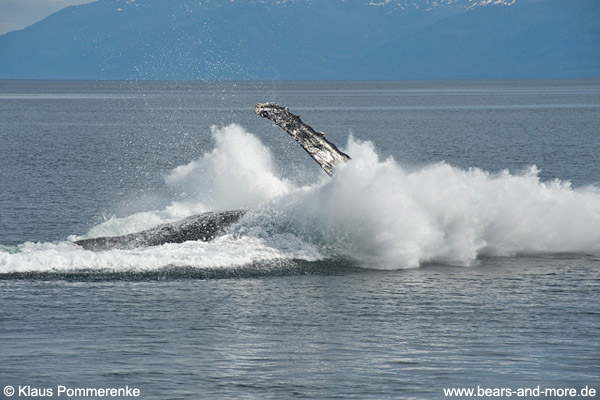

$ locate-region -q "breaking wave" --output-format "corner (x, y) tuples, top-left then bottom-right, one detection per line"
(2, 124), (600, 275)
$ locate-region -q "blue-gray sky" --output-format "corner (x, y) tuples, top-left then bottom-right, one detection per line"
(0, 0), (96, 35)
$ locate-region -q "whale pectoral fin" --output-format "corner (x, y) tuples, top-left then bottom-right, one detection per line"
(255, 102), (350, 176)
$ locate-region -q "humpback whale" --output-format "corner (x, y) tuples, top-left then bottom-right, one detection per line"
(74, 103), (350, 251)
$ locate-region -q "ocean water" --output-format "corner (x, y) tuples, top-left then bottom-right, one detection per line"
(1, 79), (599, 399)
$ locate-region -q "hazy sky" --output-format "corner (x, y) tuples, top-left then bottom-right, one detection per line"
(0, 0), (96, 35)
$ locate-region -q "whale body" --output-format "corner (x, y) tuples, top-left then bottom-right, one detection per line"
(74, 103), (349, 250)
(74, 210), (247, 251)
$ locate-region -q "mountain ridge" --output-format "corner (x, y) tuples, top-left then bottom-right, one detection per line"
(0, 0), (598, 80)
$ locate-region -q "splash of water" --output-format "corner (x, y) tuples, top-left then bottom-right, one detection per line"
(84, 124), (292, 238)
(261, 137), (600, 268)
(2, 124), (600, 273)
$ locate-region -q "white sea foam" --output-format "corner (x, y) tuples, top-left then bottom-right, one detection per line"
(0, 234), (322, 274)
(262, 136), (600, 268)
(2, 124), (600, 273)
